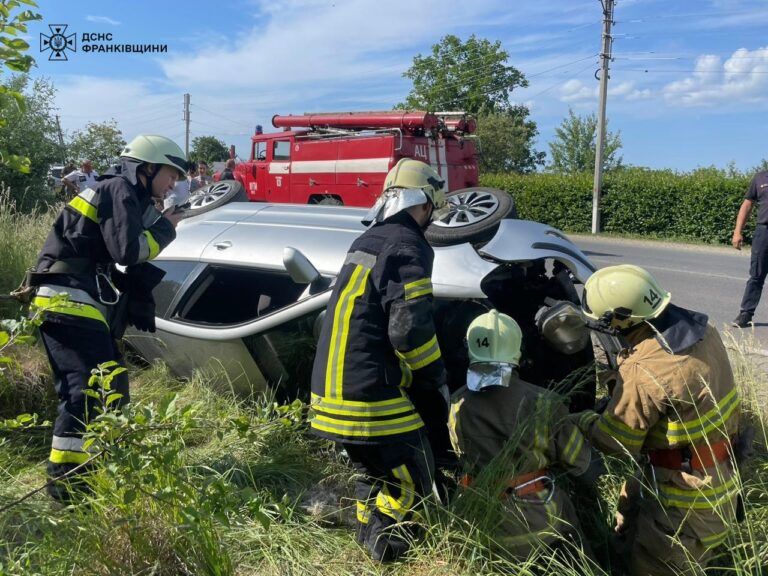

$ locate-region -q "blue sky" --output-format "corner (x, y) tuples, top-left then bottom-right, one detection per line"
(22, 0), (768, 171)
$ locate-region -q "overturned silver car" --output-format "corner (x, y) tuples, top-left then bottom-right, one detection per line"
(127, 188), (608, 408)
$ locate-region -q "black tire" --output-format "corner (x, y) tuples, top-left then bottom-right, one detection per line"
(181, 181), (247, 218)
(425, 187), (516, 247)
(317, 196), (343, 206)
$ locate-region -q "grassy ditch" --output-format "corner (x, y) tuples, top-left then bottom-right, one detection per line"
(0, 325), (766, 575)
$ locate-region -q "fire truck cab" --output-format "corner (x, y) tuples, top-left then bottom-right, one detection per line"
(234, 111), (478, 207)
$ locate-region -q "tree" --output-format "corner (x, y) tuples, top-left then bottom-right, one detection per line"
(67, 120), (126, 173)
(548, 109), (623, 173)
(476, 110), (546, 174)
(190, 136), (228, 165)
(0, 0), (42, 176)
(0, 74), (60, 207)
(398, 34), (544, 173)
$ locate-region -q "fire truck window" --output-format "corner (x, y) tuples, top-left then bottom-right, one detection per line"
(255, 142), (267, 161)
(273, 140), (291, 161)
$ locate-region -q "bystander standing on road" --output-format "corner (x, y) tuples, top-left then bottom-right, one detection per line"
(732, 171), (768, 328)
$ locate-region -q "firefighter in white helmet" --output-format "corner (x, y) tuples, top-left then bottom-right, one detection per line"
(448, 310), (604, 558)
(575, 264), (741, 576)
(311, 159), (449, 561)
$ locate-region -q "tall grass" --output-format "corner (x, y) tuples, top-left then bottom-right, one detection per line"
(0, 332), (765, 575)
(0, 185), (57, 318)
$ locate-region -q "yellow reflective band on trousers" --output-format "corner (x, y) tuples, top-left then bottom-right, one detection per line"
(562, 426), (584, 466)
(700, 528), (730, 549)
(32, 296), (107, 325)
(310, 411), (424, 438)
(397, 334), (441, 370)
(356, 500), (371, 524)
(376, 464), (415, 521)
(650, 388), (740, 444)
(49, 448), (89, 465)
(404, 278), (432, 301)
(325, 264), (371, 399)
(596, 412), (647, 449)
(658, 475), (739, 510)
(142, 230), (160, 260)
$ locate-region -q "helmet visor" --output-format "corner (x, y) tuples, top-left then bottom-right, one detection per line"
(362, 188), (429, 225)
(466, 362), (515, 392)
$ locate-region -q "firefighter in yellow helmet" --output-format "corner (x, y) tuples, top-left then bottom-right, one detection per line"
(448, 310), (604, 558)
(575, 264), (740, 576)
(310, 159), (449, 561)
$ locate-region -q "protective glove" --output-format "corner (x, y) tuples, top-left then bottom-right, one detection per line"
(127, 297), (156, 332)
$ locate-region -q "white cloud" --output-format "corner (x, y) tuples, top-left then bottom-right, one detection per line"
(558, 79), (651, 103)
(663, 47), (768, 107)
(85, 15), (121, 26)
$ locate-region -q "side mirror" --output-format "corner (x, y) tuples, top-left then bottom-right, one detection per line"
(283, 246), (330, 294)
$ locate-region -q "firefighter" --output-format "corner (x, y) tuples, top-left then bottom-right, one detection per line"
(576, 264), (740, 576)
(310, 158), (449, 562)
(448, 310), (604, 558)
(31, 134), (187, 502)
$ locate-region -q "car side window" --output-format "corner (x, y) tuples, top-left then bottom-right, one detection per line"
(174, 265), (308, 325)
(150, 260), (200, 318)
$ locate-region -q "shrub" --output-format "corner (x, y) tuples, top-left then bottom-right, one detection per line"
(481, 168), (752, 244)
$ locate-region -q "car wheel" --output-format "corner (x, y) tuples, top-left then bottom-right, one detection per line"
(317, 196), (343, 206)
(182, 181), (247, 218)
(425, 187), (516, 247)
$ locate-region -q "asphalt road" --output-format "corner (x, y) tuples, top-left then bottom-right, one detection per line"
(570, 234), (768, 353)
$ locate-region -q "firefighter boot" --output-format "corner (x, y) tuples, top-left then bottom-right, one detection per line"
(365, 511), (410, 562)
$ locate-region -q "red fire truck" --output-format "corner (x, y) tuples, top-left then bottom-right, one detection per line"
(232, 111), (478, 207)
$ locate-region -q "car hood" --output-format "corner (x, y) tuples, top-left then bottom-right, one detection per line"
(477, 220), (595, 283)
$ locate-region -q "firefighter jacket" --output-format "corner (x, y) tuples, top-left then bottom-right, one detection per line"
(32, 165), (176, 328)
(448, 372), (602, 551)
(579, 305), (740, 551)
(310, 211), (445, 445)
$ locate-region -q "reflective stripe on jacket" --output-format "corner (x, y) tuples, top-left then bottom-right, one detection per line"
(584, 323), (739, 518)
(34, 174), (175, 323)
(448, 374), (595, 548)
(310, 211), (444, 444)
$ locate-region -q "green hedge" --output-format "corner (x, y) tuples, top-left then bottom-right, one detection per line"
(480, 168), (751, 244)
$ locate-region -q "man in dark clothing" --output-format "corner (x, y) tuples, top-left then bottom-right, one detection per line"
(732, 171), (768, 327)
(218, 158), (236, 181)
(310, 159), (449, 562)
(31, 134), (187, 502)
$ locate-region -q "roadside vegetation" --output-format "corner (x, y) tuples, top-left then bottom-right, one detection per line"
(0, 194), (766, 576)
(481, 167), (751, 246)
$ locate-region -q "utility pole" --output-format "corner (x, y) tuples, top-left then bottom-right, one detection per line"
(591, 0), (615, 234)
(55, 114), (66, 163)
(183, 93), (191, 159)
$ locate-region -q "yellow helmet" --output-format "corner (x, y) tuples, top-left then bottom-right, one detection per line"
(582, 265), (671, 331)
(466, 310), (523, 366)
(383, 158), (447, 210)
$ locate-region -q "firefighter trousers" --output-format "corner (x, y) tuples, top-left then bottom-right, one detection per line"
(613, 478), (732, 576)
(343, 432), (435, 562)
(40, 318), (129, 493)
